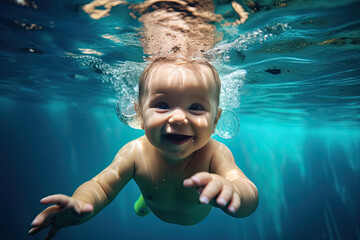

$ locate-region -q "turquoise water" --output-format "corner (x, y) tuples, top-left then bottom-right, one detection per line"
(0, 0), (359, 239)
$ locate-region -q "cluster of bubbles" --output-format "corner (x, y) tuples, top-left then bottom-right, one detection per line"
(69, 52), (146, 98)
(206, 22), (291, 138)
(115, 96), (141, 129)
(218, 68), (246, 109)
(205, 22), (290, 62)
(100, 61), (146, 99)
(215, 108), (240, 139)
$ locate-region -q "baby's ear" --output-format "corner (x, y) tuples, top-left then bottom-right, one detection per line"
(213, 107), (222, 130)
(134, 102), (144, 129)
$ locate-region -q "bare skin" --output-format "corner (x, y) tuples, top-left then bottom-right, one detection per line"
(29, 62), (258, 239)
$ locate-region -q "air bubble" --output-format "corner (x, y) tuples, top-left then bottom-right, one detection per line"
(115, 96), (141, 129)
(215, 108), (240, 139)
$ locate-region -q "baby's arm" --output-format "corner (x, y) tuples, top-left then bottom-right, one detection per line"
(183, 142), (258, 218)
(29, 141), (137, 239)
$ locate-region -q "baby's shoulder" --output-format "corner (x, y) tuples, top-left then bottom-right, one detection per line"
(205, 139), (233, 158)
(206, 138), (229, 151)
(117, 136), (148, 157)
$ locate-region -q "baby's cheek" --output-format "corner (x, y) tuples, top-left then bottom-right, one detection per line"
(194, 116), (211, 129)
(144, 112), (168, 134)
(145, 114), (163, 128)
(197, 117), (213, 131)
(193, 117), (213, 141)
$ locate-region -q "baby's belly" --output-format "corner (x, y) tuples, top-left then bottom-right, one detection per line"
(147, 199), (212, 226)
(140, 182), (212, 225)
(135, 164), (213, 225)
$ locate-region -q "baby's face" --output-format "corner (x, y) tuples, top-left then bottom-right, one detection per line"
(140, 64), (221, 162)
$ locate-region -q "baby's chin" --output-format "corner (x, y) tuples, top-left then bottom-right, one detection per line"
(157, 146), (196, 164)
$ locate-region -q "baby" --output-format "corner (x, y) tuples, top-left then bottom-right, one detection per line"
(29, 58), (258, 239)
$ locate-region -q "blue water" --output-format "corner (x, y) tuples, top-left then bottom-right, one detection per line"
(0, 0), (359, 239)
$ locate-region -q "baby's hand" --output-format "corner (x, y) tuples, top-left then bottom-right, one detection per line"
(29, 194), (94, 240)
(183, 172), (240, 214)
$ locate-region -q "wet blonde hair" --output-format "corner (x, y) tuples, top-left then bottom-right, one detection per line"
(138, 57), (221, 107)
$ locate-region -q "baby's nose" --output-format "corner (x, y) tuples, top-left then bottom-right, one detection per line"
(169, 109), (188, 125)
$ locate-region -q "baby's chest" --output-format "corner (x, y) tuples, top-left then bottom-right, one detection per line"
(133, 149), (214, 206)
(137, 171), (191, 197)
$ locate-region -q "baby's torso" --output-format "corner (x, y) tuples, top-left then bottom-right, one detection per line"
(133, 136), (217, 225)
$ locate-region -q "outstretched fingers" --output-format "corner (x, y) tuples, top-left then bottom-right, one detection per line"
(184, 172), (223, 205)
(29, 194), (94, 239)
(197, 180), (222, 204)
(183, 172), (241, 214)
(40, 194), (72, 209)
(31, 194), (72, 226)
(183, 172), (212, 188)
(32, 205), (60, 226)
(28, 226), (43, 235)
(227, 191), (241, 214)
(40, 194), (93, 215)
(215, 184), (234, 207)
(29, 205), (59, 235)
(30, 194), (73, 236)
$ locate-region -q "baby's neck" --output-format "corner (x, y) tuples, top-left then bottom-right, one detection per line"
(156, 148), (197, 168)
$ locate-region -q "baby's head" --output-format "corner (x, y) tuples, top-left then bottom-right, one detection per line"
(138, 57), (221, 109)
(136, 57), (222, 160)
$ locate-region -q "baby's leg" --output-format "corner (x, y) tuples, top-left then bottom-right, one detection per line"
(134, 194), (150, 217)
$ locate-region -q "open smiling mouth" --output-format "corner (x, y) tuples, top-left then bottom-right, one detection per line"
(163, 134), (193, 145)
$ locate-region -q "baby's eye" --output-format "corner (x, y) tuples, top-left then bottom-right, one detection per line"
(189, 103), (204, 111)
(154, 102), (170, 110)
